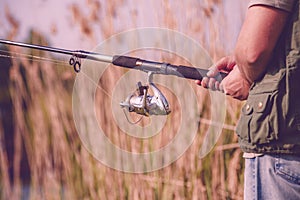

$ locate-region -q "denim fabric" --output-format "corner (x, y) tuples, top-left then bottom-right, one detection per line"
(244, 154), (300, 200)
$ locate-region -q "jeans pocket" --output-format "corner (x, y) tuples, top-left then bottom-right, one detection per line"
(275, 154), (300, 185)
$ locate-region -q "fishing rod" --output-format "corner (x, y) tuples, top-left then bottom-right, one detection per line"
(0, 38), (226, 118)
(0, 39), (226, 79)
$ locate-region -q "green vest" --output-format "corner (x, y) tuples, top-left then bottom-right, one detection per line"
(236, 2), (300, 154)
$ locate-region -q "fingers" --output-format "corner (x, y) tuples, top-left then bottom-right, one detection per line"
(208, 78), (216, 90)
(200, 77), (209, 88)
(195, 56), (236, 93)
(195, 80), (201, 85)
(198, 64), (221, 90)
(206, 65), (220, 77)
(195, 71), (223, 92)
(211, 56), (236, 73)
(199, 77), (223, 91)
(215, 81), (221, 91)
(219, 82), (225, 93)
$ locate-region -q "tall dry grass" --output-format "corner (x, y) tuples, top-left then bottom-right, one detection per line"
(0, 0), (249, 199)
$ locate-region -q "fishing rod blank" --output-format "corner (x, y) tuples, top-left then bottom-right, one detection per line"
(0, 39), (226, 81)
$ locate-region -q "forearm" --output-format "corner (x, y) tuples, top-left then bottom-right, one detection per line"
(234, 5), (289, 83)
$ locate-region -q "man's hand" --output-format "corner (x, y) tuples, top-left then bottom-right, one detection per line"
(196, 56), (236, 90)
(195, 56), (251, 101)
(219, 65), (251, 100)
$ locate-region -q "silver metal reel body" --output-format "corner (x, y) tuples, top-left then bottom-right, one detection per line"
(120, 73), (171, 116)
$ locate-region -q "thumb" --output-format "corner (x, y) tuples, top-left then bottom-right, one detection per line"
(206, 65), (219, 77)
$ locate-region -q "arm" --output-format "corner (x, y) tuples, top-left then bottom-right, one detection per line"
(197, 5), (290, 100)
(234, 5), (289, 83)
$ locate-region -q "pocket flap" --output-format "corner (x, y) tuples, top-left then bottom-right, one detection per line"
(253, 93), (270, 113)
(242, 93), (271, 115)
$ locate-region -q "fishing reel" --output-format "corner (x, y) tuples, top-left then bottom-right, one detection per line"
(120, 73), (171, 118)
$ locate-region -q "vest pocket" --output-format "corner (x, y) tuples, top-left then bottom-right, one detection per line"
(236, 91), (279, 145)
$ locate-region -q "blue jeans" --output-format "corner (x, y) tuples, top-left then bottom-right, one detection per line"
(244, 154), (300, 200)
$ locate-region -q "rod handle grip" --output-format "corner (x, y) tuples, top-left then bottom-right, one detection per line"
(173, 65), (227, 81)
(112, 55), (138, 69)
(112, 55), (227, 81)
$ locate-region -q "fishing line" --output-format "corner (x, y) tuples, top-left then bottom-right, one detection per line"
(122, 109), (143, 125)
(0, 48), (146, 124)
(79, 65), (146, 124)
(79, 67), (121, 105)
(0, 48), (121, 114)
(0, 49), (68, 66)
